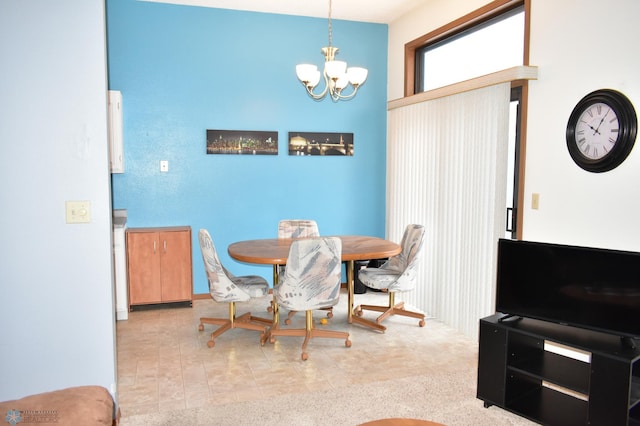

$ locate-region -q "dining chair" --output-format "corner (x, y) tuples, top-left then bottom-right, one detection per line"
(354, 224), (427, 328)
(276, 219), (333, 325)
(270, 236), (351, 360)
(197, 228), (272, 348)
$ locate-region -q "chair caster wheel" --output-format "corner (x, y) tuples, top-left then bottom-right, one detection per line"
(419, 319), (425, 327)
(284, 318), (292, 325)
(345, 339), (352, 348)
(207, 340), (215, 348)
(198, 324), (204, 331)
(301, 352), (308, 361)
(327, 312), (333, 319)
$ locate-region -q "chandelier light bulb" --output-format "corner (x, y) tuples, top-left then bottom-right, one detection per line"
(296, 64), (318, 86)
(308, 69), (321, 88)
(325, 60), (347, 80)
(347, 67), (368, 86)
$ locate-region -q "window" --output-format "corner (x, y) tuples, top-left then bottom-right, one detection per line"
(404, 0), (528, 97)
(417, 7), (524, 92)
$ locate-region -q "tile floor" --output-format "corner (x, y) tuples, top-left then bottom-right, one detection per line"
(116, 289), (478, 419)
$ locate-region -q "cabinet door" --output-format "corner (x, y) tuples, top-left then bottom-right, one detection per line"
(159, 230), (192, 302)
(127, 231), (162, 305)
(477, 320), (507, 406)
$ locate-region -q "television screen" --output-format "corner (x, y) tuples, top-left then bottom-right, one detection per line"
(496, 239), (640, 339)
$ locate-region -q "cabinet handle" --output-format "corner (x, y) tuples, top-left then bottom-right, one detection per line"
(153, 241), (157, 254)
(164, 240), (167, 253)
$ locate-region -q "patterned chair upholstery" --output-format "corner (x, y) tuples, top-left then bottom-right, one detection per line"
(276, 220), (333, 325)
(197, 229), (272, 348)
(270, 237), (351, 360)
(355, 224), (427, 328)
(277, 220), (320, 280)
(277, 219), (320, 239)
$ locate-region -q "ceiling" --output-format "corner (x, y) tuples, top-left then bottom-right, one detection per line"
(139, 0), (428, 24)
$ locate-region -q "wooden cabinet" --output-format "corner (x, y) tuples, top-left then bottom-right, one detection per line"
(126, 226), (193, 309)
(477, 314), (640, 425)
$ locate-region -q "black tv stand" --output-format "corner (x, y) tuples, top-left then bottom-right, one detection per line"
(622, 336), (638, 350)
(477, 313), (640, 425)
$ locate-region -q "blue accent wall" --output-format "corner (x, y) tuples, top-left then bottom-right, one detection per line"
(106, 0), (388, 294)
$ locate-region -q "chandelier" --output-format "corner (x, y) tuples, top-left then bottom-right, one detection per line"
(295, 0), (368, 102)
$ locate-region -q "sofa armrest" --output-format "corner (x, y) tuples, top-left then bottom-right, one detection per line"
(0, 386), (117, 426)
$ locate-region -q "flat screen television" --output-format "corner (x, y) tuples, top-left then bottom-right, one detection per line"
(496, 238), (640, 343)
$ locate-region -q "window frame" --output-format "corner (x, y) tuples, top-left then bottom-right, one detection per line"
(404, 0), (530, 97)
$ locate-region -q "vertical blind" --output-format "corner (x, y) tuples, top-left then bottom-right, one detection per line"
(386, 82), (510, 338)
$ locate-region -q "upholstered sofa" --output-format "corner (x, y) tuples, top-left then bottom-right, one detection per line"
(0, 386), (118, 425)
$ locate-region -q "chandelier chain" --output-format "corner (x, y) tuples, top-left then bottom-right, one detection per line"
(328, 0), (333, 48)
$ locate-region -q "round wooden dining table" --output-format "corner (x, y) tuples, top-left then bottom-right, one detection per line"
(228, 235), (401, 331)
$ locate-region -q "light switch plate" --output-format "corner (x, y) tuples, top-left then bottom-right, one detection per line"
(160, 160), (169, 172)
(531, 193), (540, 210)
(66, 200), (91, 224)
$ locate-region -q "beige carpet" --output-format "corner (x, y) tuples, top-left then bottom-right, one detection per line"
(117, 289), (536, 425)
(119, 366), (534, 425)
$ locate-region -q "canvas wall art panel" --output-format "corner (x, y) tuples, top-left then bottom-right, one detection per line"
(288, 132), (354, 156)
(207, 130), (278, 155)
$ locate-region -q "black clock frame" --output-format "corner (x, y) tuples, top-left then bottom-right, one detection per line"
(566, 89), (637, 173)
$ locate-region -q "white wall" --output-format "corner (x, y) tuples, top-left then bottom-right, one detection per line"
(387, 0), (487, 101)
(389, 0), (640, 252)
(0, 0), (117, 401)
(524, 0), (640, 251)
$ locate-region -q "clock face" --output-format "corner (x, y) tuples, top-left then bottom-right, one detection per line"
(566, 89), (637, 173)
(574, 102), (620, 160)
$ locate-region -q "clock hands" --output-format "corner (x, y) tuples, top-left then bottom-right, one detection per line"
(581, 119), (601, 136)
(580, 107), (610, 137)
(592, 108), (610, 136)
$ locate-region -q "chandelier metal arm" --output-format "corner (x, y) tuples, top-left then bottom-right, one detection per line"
(301, 70), (331, 100)
(301, 71), (361, 102)
(300, 71), (362, 102)
(330, 85), (360, 101)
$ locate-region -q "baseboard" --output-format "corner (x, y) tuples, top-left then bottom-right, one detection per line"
(193, 293), (210, 300)
(116, 309), (128, 321)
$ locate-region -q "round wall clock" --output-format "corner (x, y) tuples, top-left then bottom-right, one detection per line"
(566, 89), (637, 173)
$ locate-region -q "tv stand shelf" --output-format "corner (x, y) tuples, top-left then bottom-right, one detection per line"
(478, 313), (640, 425)
(508, 350), (591, 394)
